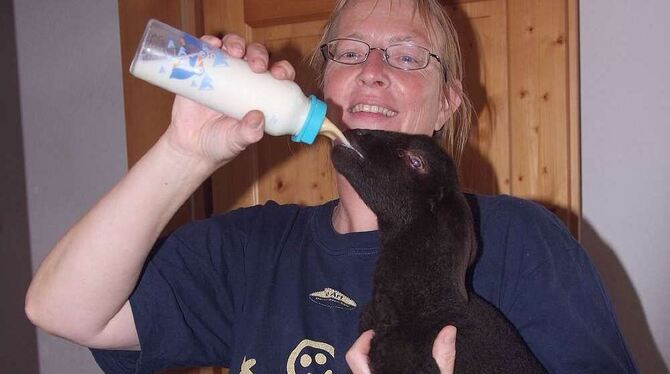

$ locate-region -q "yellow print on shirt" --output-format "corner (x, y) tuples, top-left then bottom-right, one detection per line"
(286, 339), (335, 374)
(309, 287), (357, 310)
(239, 356), (256, 374)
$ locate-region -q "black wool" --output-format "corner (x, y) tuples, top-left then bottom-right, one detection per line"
(331, 129), (546, 374)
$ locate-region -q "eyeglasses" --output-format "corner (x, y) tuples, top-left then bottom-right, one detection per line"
(320, 38), (443, 71)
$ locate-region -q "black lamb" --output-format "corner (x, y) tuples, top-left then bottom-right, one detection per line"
(331, 129), (546, 374)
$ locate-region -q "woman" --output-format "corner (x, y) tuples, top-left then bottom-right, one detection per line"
(25, 0), (636, 373)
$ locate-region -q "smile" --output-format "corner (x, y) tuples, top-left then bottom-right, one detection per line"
(349, 103), (398, 117)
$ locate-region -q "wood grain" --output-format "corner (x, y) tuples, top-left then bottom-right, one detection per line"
(448, 0), (511, 196)
(118, 0), (210, 233)
(508, 0), (574, 227)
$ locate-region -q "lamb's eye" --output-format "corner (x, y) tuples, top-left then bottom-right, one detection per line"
(408, 155), (424, 169)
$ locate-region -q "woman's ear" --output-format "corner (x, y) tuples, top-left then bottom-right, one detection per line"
(435, 84), (463, 132)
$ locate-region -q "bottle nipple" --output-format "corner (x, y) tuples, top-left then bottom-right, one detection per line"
(319, 118), (352, 147)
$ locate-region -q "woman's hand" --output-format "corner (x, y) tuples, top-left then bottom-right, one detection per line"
(164, 34), (297, 169)
(346, 326), (458, 374)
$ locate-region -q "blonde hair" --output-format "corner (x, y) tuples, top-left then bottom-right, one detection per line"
(309, 0), (472, 164)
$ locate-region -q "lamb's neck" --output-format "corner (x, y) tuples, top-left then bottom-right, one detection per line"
(376, 219), (470, 303)
(378, 222), (455, 265)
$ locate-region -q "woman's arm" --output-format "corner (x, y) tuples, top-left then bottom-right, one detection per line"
(24, 35), (295, 349)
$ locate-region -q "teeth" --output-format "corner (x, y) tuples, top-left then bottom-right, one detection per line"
(350, 103), (397, 117)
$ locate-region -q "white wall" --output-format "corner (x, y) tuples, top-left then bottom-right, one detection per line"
(11, 0), (127, 372)
(581, 1), (670, 373)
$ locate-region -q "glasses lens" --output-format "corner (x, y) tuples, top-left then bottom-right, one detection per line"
(386, 45), (429, 70)
(328, 39), (369, 65)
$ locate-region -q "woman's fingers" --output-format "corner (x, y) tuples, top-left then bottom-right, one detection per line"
(200, 35), (222, 49)
(432, 326), (457, 374)
(270, 60), (296, 81)
(345, 327), (456, 374)
(346, 330), (375, 374)
(245, 42), (270, 72)
(221, 35), (270, 73)
(203, 34), (295, 80)
(221, 33), (247, 58)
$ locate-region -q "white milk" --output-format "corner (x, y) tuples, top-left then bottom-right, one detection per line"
(129, 20), (349, 145)
(131, 54), (311, 136)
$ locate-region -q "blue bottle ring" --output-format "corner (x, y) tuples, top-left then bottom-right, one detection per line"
(291, 95), (327, 144)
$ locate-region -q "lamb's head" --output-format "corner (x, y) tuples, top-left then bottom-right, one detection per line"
(331, 129), (460, 226)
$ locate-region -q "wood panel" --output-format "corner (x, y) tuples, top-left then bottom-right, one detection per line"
(251, 22), (339, 206)
(202, 0), (259, 213)
(207, 0), (338, 214)
(507, 0), (578, 232)
(118, 0), (209, 234)
(448, 0), (579, 235)
(448, 0), (511, 196)
(244, 0), (337, 27)
(568, 0), (581, 238)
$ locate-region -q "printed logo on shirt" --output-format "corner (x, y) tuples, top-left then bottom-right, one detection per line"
(239, 356), (256, 374)
(309, 287), (357, 310)
(287, 339), (335, 374)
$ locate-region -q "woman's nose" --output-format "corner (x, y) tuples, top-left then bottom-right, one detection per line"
(357, 50), (390, 88)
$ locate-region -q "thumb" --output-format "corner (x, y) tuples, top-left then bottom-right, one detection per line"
(432, 326), (457, 374)
(233, 110), (265, 147)
(208, 110), (264, 163)
(346, 330), (375, 374)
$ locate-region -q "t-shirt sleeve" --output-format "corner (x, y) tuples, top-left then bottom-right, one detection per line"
(476, 196), (638, 373)
(90, 208), (255, 373)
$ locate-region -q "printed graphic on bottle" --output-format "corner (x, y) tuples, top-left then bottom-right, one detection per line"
(153, 36), (229, 91)
(131, 20), (322, 141)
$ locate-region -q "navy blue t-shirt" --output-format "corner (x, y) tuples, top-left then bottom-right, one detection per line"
(91, 194), (637, 373)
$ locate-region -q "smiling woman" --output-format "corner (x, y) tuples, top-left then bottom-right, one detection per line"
(321, 0), (455, 140)
(24, 1), (636, 374)
(313, 0), (471, 161)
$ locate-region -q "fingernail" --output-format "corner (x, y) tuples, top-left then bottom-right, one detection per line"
(257, 59), (268, 69)
(445, 327), (457, 343)
(252, 117), (264, 129)
(233, 44), (244, 55)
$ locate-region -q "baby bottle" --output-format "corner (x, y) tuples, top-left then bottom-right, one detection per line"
(129, 19), (345, 145)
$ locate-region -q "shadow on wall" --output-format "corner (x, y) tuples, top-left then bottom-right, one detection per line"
(0, 0), (39, 373)
(542, 204), (668, 374)
(581, 221), (669, 374)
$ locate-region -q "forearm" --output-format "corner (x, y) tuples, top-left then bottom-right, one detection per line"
(25, 133), (218, 345)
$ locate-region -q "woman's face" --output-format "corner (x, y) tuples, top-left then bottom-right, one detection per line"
(323, 0), (450, 136)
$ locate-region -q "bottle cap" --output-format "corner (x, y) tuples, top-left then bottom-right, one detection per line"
(291, 95), (327, 144)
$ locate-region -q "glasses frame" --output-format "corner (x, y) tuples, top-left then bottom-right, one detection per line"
(320, 38), (444, 72)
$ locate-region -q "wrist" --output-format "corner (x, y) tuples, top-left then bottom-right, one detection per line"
(156, 129), (222, 177)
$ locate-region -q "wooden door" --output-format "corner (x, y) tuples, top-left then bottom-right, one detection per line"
(118, 0), (209, 234)
(204, 0), (581, 234)
(449, 0), (580, 235)
(118, 1), (579, 373)
(205, 0), (340, 215)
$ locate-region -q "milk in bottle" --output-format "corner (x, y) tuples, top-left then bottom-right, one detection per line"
(129, 19), (347, 145)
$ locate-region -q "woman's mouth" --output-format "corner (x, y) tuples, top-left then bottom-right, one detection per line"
(349, 103), (398, 118)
